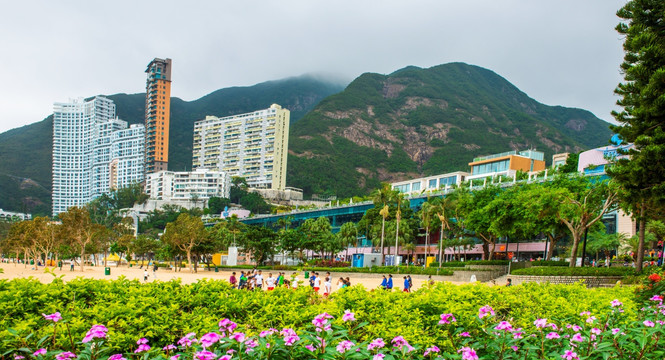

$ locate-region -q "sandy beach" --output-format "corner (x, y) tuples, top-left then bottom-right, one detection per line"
(0, 262), (465, 291)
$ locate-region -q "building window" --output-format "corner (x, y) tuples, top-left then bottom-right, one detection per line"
(412, 182), (421, 191)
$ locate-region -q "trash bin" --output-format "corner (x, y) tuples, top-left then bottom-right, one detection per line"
(129, 263), (133, 268)
(214, 266), (219, 273)
(105, 267), (111, 276)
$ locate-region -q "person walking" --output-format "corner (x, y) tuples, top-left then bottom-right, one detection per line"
(239, 271), (247, 289)
(153, 263), (158, 280)
(403, 276), (410, 292)
(386, 274), (393, 290)
(407, 275), (413, 290)
(291, 272), (299, 289)
(143, 269), (149, 282)
(380, 275), (387, 290)
(229, 272), (238, 289)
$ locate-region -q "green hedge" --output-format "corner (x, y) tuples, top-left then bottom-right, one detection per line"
(511, 266), (636, 276)
(531, 260), (569, 267)
(216, 265), (454, 276)
(466, 260), (510, 265)
(0, 278), (637, 352)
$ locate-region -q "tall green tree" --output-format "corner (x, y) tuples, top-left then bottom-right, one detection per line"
(609, 0), (665, 272)
(59, 207), (105, 272)
(161, 213), (208, 272)
(240, 225), (277, 265)
(337, 222), (358, 261)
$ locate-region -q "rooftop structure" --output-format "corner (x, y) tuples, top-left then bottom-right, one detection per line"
(145, 168), (231, 202)
(467, 149), (545, 181)
(391, 171), (469, 194)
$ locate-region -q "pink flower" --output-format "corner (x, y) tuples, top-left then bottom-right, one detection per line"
(218, 318), (237, 333)
(305, 344), (316, 352)
(458, 347), (479, 360)
(342, 310), (356, 322)
(650, 295), (663, 303)
(643, 320), (655, 327)
(136, 338), (148, 345)
(534, 318), (548, 328)
(14, 356), (24, 360)
(194, 351), (217, 360)
(283, 335), (300, 346)
(495, 321), (513, 331)
(219, 356), (231, 360)
(55, 352), (76, 360)
(611, 328), (620, 335)
(591, 328), (601, 335)
(336, 340), (354, 353)
(108, 355), (125, 360)
(230, 332), (245, 342)
(42, 312), (62, 322)
(134, 344), (150, 353)
(33, 349), (47, 357)
(458, 332), (471, 337)
(170, 355), (180, 360)
(439, 313), (456, 325)
(561, 349), (579, 360)
(163, 345), (176, 351)
(280, 328), (296, 337)
(570, 325), (582, 332)
(586, 316), (596, 324)
(571, 333), (584, 342)
(511, 346), (518, 352)
(259, 329), (277, 338)
(546, 332), (560, 339)
(373, 354), (385, 360)
(367, 338), (386, 351)
(513, 331), (523, 339)
(579, 311), (591, 316)
(177, 333), (197, 347)
(478, 305), (495, 319)
(82, 325), (108, 343)
(423, 346), (440, 356)
(610, 299), (623, 307)
(200, 332), (222, 348)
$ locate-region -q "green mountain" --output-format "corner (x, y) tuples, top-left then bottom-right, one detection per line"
(287, 62), (613, 197)
(0, 75), (345, 215)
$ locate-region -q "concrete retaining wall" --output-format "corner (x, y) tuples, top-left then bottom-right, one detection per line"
(508, 275), (623, 288)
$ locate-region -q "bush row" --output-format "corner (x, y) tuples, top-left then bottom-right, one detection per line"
(531, 260), (569, 267)
(0, 277), (637, 353)
(511, 266), (636, 276)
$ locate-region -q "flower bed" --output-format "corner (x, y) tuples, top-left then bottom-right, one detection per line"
(5, 299), (664, 360)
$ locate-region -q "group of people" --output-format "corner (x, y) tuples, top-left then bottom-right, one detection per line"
(228, 269), (352, 295)
(380, 274), (419, 292)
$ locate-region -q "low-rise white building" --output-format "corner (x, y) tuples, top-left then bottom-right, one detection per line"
(0, 209), (32, 221)
(145, 168), (231, 201)
(391, 171), (469, 195)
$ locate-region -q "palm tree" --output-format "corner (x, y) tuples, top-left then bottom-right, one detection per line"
(371, 183), (394, 265)
(337, 222), (358, 262)
(393, 192), (405, 265)
(419, 200), (433, 265)
(431, 196), (453, 267)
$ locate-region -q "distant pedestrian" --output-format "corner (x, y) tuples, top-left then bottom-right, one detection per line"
(407, 275), (413, 289)
(403, 276), (410, 292)
(143, 269), (149, 282)
(387, 274), (393, 290)
(255, 270), (264, 290)
(230, 272), (237, 289)
(506, 278), (512, 287)
(70, 262), (74, 271)
(291, 272), (299, 289)
(153, 263), (158, 279)
(380, 275), (387, 290)
(266, 273), (276, 291)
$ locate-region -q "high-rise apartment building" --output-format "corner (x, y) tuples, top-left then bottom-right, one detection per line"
(192, 104), (290, 190)
(145, 58), (172, 174)
(52, 97), (145, 216)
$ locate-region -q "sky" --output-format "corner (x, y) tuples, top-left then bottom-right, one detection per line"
(0, 0), (628, 134)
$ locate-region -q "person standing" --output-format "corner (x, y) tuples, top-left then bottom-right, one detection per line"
(229, 272), (238, 289)
(386, 274), (393, 290)
(309, 272), (316, 287)
(291, 272), (299, 289)
(153, 263), (158, 280)
(313, 273), (321, 293)
(407, 275), (413, 290)
(380, 275), (387, 290)
(143, 269), (149, 282)
(403, 276), (410, 292)
(266, 273), (276, 291)
(255, 270), (264, 291)
(278, 272), (285, 287)
(324, 276), (332, 296)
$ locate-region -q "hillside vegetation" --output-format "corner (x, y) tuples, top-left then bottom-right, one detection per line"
(287, 62), (612, 197)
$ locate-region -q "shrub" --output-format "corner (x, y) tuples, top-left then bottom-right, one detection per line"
(311, 260), (350, 268)
(466, 260), (510, 265)
(531, 260), (569, 267)
(511, 266), (636, 277)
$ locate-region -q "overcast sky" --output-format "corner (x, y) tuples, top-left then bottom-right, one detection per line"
(0, 0), (627, 134)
